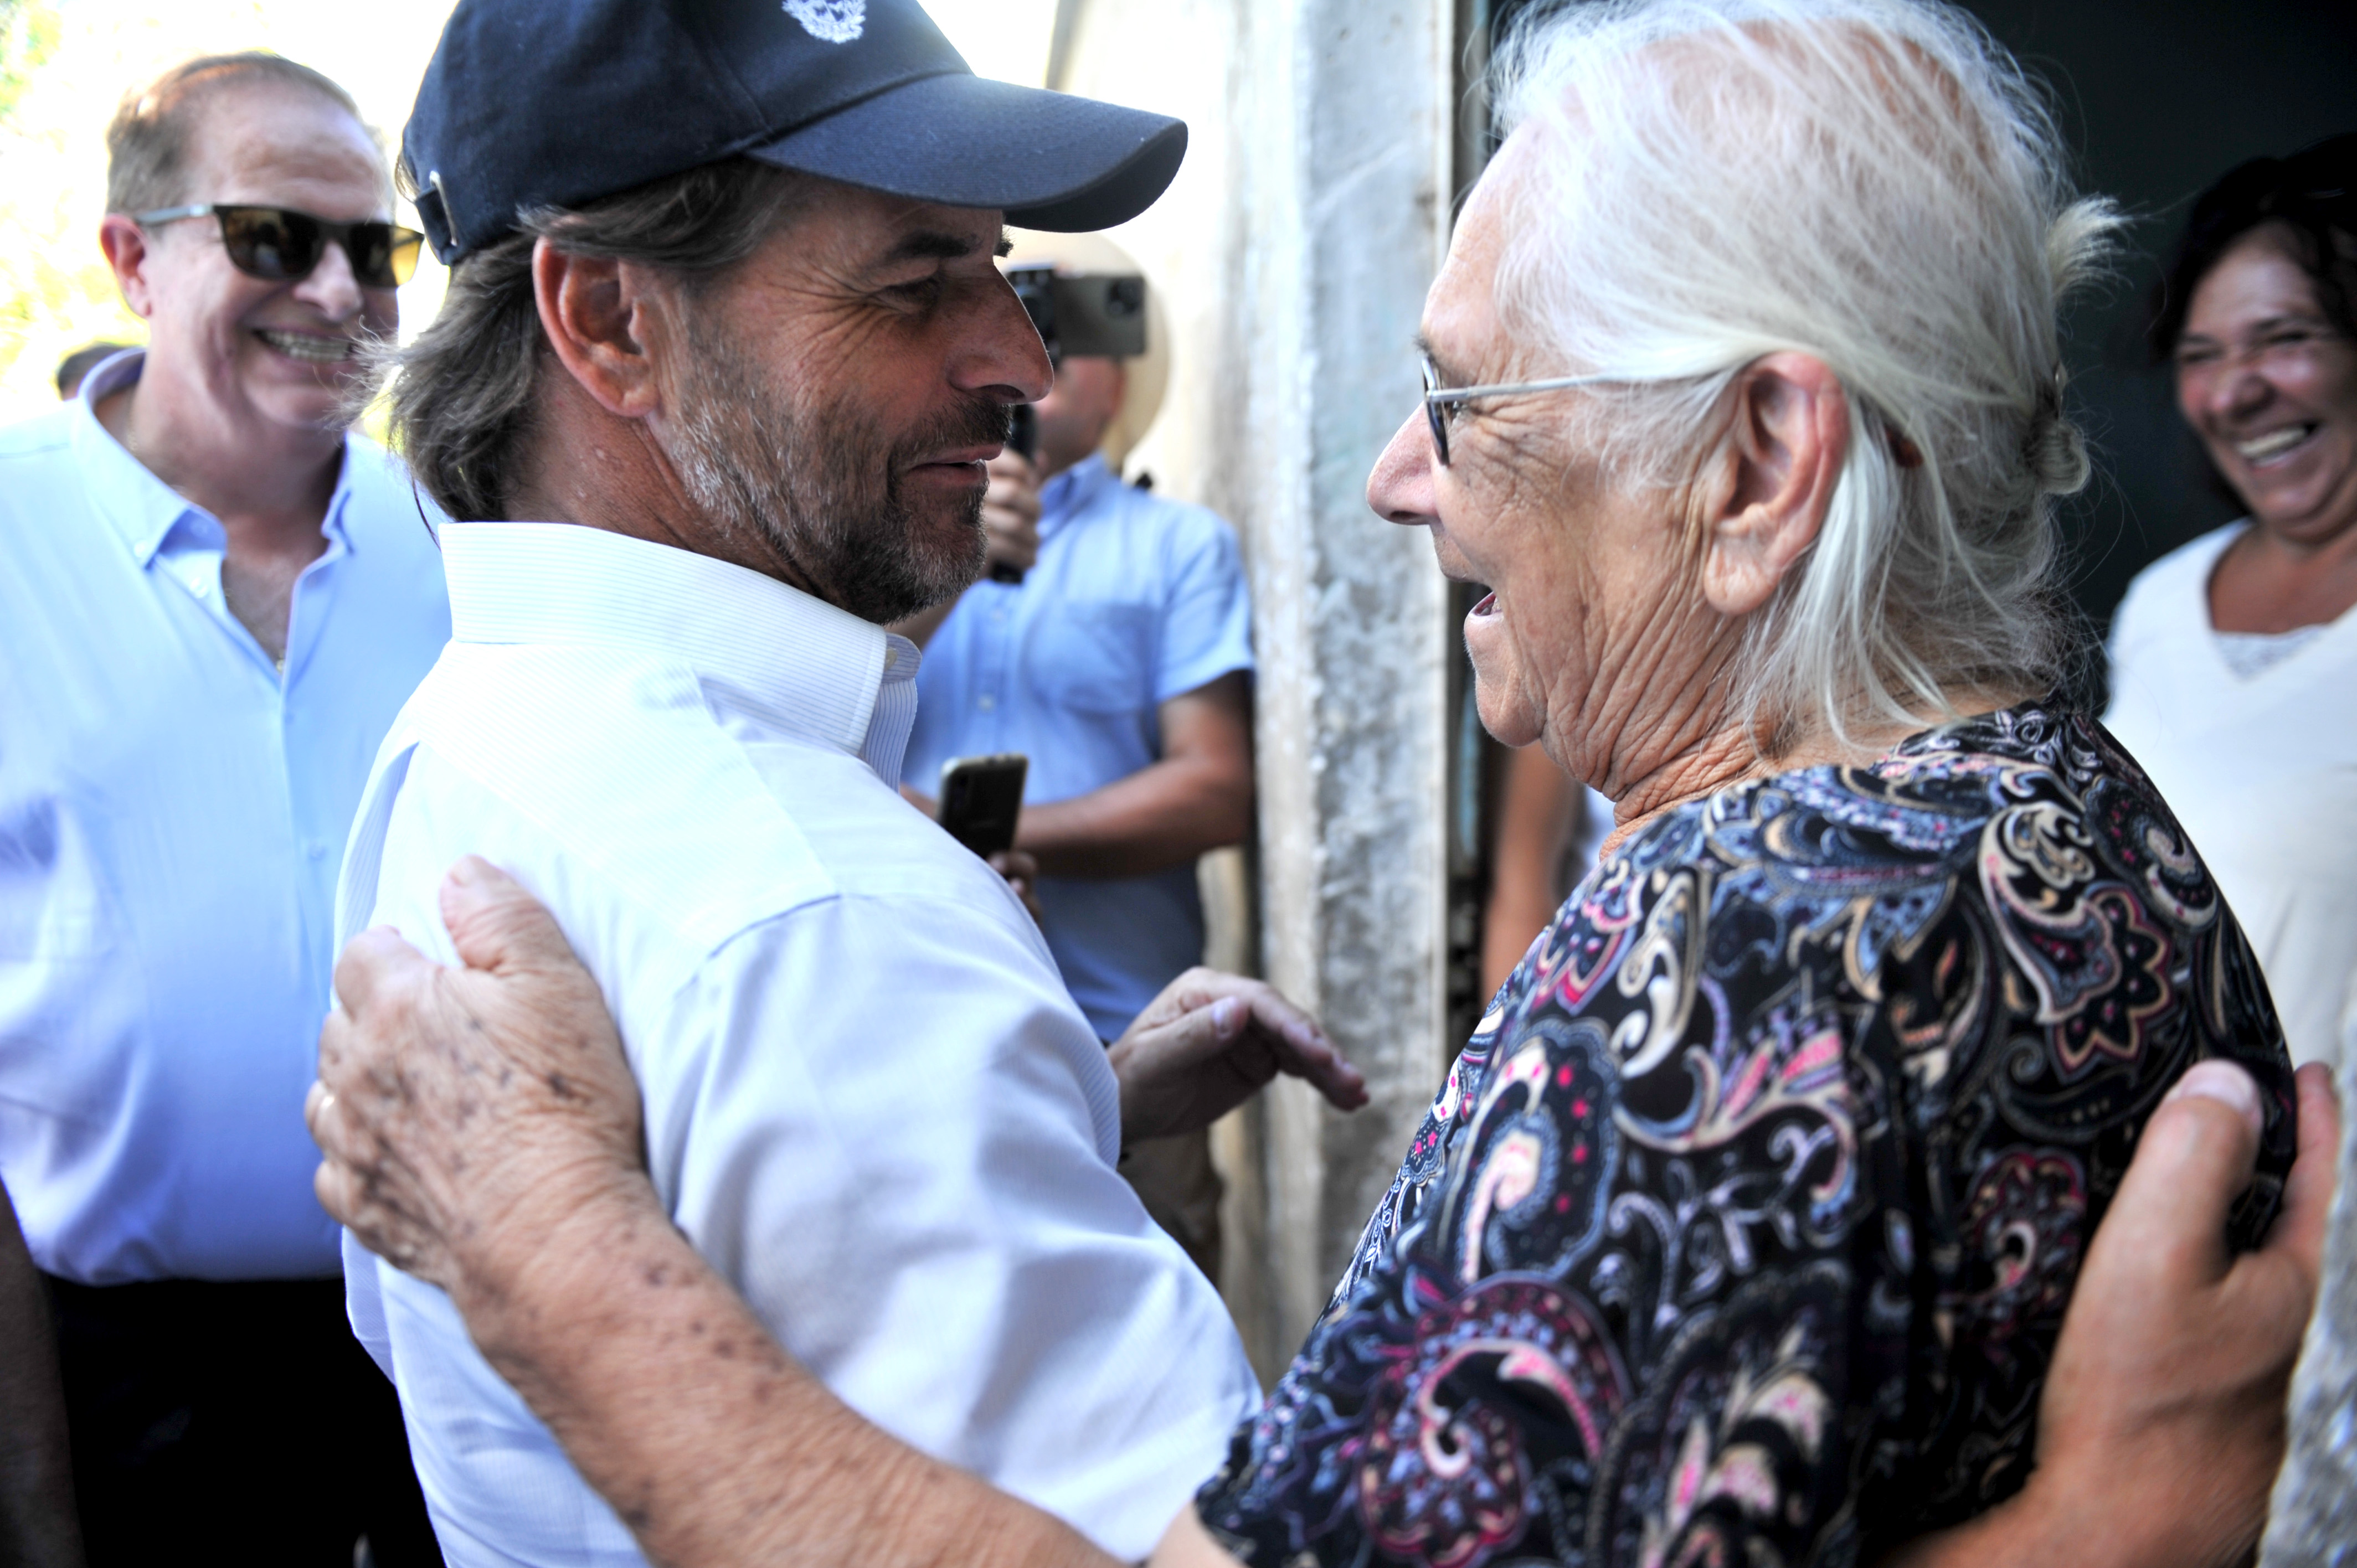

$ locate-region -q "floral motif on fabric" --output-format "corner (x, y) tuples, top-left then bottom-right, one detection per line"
(1196, 702), (2294, 1567)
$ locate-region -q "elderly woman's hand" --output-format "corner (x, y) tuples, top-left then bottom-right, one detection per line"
(308, 855), (652, 1306)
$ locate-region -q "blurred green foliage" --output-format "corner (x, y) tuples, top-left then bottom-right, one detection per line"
(0, 0), (61, 125)
(0, 0), (143, 412)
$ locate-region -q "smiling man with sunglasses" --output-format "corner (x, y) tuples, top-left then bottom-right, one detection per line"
(130, 203), (424, 303)
(0, 51), (451, 1566)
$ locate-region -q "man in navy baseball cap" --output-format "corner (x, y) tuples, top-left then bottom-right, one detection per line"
(332, 5), (1283, 1565)
(404, 0), (1186, 264)
(381, 0), (1191, 606)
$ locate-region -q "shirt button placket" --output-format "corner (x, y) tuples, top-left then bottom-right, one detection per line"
(979, 586), (1013, 733)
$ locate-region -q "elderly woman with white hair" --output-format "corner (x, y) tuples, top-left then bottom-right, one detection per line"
(305, 2), (2330, 1566)
(1198, 2), (2300, 1560)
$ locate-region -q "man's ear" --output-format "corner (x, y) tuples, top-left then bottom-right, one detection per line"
(1700, 351), (1850, 617)
(99, 215), (158, 320)
(532, 239), (667, 420)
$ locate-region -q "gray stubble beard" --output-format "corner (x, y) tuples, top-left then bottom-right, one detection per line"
(668, 311), (1001, 623)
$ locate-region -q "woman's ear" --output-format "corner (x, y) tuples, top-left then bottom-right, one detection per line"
(1701, 351), (1849, 616)
(532, 238), (670, 420)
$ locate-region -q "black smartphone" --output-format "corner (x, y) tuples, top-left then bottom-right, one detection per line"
(936, 753), (1028, 857)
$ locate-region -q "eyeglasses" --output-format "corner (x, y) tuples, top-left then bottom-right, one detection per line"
(132, 204), (425, 290)
(1421, 349), (1620, 466)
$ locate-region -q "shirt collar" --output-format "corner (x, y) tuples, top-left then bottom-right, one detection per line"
(441, 522), (920, 788)
(1038, 452), (1118, 539)
(69, 347), (361, 567)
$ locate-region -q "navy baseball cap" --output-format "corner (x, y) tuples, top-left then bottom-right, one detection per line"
(404, 0), (1188, 266)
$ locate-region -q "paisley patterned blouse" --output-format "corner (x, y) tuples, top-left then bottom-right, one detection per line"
(1197, 701), (2294, 1567)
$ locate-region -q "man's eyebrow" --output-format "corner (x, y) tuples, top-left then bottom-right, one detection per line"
(995, 230), (1013, 259)
(875, 228), (990, 267)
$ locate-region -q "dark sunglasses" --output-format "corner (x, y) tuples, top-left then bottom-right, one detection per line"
(132, 203), (425, 290)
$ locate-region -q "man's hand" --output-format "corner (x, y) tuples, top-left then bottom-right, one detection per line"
(980, 447), (1042, 579)
(2027, 1059), (2336, 1563)
(1110, 967), (1367, 1143)
(1882, 1058), (2339, 1568)
(893, 787), (1046, 925)
(307, 856), (652, 1307)
(986, 848), (1046, 927)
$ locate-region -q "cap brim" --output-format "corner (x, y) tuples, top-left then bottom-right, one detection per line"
(743, 73), (1186, 233)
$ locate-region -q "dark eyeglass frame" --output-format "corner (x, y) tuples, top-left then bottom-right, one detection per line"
(1421, 349), (1620, 466)
(131, 203), (425, 290)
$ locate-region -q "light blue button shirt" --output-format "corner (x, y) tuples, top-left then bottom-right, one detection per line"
(904, 456), (1252, 1039)
(0, 350), (452, 1283)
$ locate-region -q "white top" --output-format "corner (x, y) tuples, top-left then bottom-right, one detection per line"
(337, 522), (1258, 1566)
(2105, 520), (2357, 1069)
(2215, 623), (2329, 679)
(0, 349), (450, 1282)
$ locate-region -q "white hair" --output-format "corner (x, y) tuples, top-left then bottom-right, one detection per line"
(1488, 0), (2120, 748)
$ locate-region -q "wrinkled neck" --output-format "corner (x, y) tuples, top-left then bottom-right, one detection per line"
(1594, 683), (2034, 860)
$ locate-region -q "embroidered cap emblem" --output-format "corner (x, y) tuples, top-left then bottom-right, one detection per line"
(783, 0), (864, 43)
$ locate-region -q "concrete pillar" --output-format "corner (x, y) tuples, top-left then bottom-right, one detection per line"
(1051, 0), (1459, 1378)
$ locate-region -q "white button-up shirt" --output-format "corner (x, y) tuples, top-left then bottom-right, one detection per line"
(0, 350), (451, 1283)
(338, 522), (1257, 1566)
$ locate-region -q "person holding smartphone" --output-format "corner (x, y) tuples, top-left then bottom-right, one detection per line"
(894, 235), (1256, 1278)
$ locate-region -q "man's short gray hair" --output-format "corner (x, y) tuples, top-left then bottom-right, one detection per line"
(1490, 0), (2119, 747)
(107, 53), (374, 216)
(378, 159), (812, 523)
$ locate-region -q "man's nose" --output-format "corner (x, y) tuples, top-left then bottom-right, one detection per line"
(295, 234), (367, 322)
(958, 275), (1054, 406)
(1368, 405), (1439, 527)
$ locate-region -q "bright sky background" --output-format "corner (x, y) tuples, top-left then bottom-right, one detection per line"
(0, 0), (1058, 423)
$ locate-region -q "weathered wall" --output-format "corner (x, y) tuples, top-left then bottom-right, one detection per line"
(1054, 0), (1457, 1376)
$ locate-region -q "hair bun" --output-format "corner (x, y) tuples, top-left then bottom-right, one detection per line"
(2028, 408), (2090, 497)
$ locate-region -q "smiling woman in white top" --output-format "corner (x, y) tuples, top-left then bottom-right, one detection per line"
(2106, 133), (2357, 1070)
